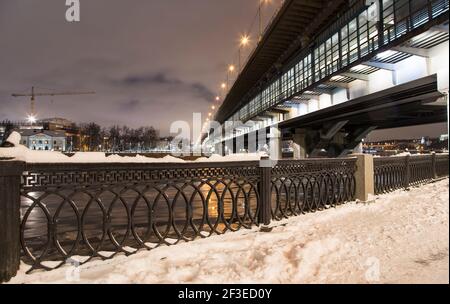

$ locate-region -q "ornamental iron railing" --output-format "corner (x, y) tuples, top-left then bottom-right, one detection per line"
(1, 154), (448, 282)
(374, 154), (449, 194)
(16, 158), (356, 274)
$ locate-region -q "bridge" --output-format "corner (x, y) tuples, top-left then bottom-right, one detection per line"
(205, 0), (450, 158)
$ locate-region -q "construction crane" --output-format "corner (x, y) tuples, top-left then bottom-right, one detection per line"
(12, 86), (95, 123)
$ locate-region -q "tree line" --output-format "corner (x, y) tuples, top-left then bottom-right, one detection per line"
(79, 123), (162, 152)
(0, 120), (166, 152)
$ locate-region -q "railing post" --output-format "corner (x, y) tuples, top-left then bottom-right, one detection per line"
(404, 155), (411, 190)
(352, 154), (374, 202)
(258, 157), (272, 228)
(431, 152), (437, 179)
(0, 160), (24, 283)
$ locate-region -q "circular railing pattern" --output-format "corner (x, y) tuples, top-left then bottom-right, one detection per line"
(409, 156), (434, 187)
(20, 159), (359, 273)
(20, 163), (261, 273)
(436, 155), (450, 177)
(271, 159), (356, 220)
(374, 154), (449, 194)
(374, 157), (406, 194)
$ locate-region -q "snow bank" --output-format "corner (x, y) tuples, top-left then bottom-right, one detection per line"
(8, 179), (449, 284)
(4, 131), (21, 146)
(0, 132), (265, 163)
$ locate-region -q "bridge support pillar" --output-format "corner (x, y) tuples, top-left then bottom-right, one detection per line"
(354, 142), (363, 154)
(293, 129), (307, 159)
(268, 127), (283, 160)
(352, 154), (374, 203)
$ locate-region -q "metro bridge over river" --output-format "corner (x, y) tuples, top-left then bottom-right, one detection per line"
(204, 0), (449, 158)
(1, 0), (449, 283)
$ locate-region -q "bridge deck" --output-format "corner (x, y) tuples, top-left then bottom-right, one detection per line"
(279, 74), (446, 131)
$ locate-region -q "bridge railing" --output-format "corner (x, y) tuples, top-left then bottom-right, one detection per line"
(374, 153), (449, 194)
(0, 156), (357, 282)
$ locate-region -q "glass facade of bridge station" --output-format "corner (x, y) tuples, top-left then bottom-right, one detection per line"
(229, 0), (448, 124)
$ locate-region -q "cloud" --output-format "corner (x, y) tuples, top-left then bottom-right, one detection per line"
(119, 99), (141, 111)
(122, 73), (181, 86)
(190, 82), (215, 101)
(116, 72), (215, 102)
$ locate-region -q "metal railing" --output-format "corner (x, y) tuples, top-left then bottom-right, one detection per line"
(374, 154), (449, 194)
(270, 159), (356, 220)
(15, 158), (356, 273)
(1, 153), (448, 281)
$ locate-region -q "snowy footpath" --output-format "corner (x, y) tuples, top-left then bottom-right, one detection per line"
(9, 179), (449, 284)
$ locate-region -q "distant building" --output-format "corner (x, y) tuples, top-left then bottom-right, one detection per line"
(156, 137), (173, 151)
(18, 129), (66, 151)
(1, 117), (80, 150)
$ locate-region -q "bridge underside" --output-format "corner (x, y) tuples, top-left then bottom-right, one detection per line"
(279, 75), (446, 157)
(220, 75), (447, 158)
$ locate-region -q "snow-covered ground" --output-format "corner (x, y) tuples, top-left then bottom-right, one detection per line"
(8, 179), (449, 284)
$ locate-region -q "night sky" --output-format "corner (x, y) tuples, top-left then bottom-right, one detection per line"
(0, 0), (447, 140)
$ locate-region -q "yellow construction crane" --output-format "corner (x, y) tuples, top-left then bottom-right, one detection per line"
(12, 86), (95, 123)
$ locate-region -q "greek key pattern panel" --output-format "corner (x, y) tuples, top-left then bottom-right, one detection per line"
(22, 164), (261, 189)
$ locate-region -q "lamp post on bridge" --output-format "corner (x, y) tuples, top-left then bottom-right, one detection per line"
(238, 35), (250, 72)
(227, 64), (235, 89)
(258, 0), (271, 42)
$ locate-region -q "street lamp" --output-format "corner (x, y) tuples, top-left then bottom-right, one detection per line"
(239, 35), (250, 71)
(221, 82), (227, 97)
(227, 64), (236, 88)
(258, 0), (271, 42)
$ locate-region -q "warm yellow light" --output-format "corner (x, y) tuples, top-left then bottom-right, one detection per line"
(208, 113), (212, 117)
(215, 96), (220, 101)
(229, 65), (235, 72)
(212, 105), (216, 110)
(221, 83), (226, 89)
(240, 35), (250, 46)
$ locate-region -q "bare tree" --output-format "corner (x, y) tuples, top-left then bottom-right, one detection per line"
(142, 127), (158, 150)
(108, 125), (121, 152)
(80, 122), (102, 151)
